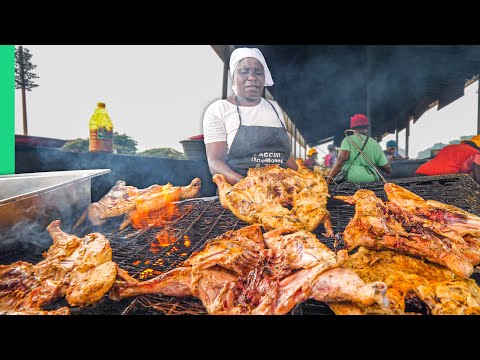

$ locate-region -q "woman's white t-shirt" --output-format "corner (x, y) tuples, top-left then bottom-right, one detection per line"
(203, 98), (287, 154)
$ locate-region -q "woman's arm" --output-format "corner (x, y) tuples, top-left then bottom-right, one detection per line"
(380, 163), (392, 175)
(285, 154), (299, 171)
(326, 150), (350, 184)
(205, 142), (244, 185)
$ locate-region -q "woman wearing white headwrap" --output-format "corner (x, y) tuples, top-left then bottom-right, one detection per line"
(203, 47), (297, 185)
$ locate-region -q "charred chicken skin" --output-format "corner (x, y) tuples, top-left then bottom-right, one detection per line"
(109, 226), (387, 314)
(335, 184), (480, 278)
(213, 160), (334, 236)
(74, 178), (201, 230)
(0, 220), (117, 314)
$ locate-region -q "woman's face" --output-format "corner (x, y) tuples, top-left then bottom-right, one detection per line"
(233, 58), (265, 100)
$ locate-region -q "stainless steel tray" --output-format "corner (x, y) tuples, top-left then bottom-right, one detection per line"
(0, 169), (110, 242)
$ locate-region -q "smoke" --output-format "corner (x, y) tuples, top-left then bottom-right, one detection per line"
(262, 45), (480, 146)
(0, 216), (57, 266)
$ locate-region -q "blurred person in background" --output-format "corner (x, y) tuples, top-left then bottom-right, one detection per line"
(203, 47), (297, 185)
(326, 114), (391, 184)
(415, 135), (480, 184)
(324, 144), (337, 168)
(384, 140), (404, 162)
(304, 148), (319, 170)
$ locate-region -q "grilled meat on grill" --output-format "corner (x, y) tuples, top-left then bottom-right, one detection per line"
(120, 177), (202, 230)
(109, 225), (265, 301)
(263, 227), (347, 277)
(183, 224), (265, 276)
(213, 160), (333, 235)
(0, 220), (117, 314)
(335, 184), (480, 278)
(328, 247), (480, 315)
(74, 180), (139, 227)
(74, 178), (201, 230)
(384, 182), (480, 240)
(109, 225), (387, 314)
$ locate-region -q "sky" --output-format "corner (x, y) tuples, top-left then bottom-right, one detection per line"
(15, 45), (479, 157)
(15, 45), (225, 152)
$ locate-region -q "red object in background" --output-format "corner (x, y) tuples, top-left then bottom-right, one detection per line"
(188, 134), (204, 140)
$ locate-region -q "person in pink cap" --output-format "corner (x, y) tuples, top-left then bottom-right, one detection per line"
(326, 114), (391, 184)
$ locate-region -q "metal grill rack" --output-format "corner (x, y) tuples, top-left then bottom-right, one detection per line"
(1, 174), (479, 315)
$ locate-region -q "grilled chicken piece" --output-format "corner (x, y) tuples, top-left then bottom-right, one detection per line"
(328, 247), (480, 315)
(119, 177), (202, 230)
(0, 220), (117, 314)
(335, 186), (480, 278)
(45, 220), (117, 306)
(110, 225), (387, 315)
(183, 224), (265, 276)
(263, 227), (347, 277)
(74, 180), (139, 227)
(212, 259), (386, 315)
(415, 280), (480, 315)
(74, 178), (201, 229)
(109, 225), (265, 301)
(213, 161), (333, 235)
(384, 182), (480, 239)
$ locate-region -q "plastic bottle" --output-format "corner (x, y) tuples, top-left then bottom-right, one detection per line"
(89, 102), (114, 153)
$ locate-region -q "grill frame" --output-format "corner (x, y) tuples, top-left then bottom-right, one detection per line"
(1, 173), (480, 315)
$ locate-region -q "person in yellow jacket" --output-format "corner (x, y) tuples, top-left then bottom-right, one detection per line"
(304, 148), (318, 170)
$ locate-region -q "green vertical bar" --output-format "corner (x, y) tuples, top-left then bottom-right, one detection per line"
(0, 45), (15, 175)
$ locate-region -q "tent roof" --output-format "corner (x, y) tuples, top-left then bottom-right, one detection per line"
(216, 45), (480, 146)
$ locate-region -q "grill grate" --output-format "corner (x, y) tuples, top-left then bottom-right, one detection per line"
(1, 174), (480, 315)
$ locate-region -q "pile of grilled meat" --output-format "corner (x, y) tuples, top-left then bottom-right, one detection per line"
(2, 165), (480, 315)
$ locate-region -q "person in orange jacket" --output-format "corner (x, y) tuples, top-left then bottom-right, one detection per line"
(415, 135), (480, 183)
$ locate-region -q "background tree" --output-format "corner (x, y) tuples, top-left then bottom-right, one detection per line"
(61, 132), (138, 154)
(61, 138), (89, 152)
(15, 46), (39, 135)
(113, 132), (138, 154)
(137, 148), (187, 160)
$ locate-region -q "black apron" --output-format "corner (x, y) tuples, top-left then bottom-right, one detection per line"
(226, 97), (292, 176)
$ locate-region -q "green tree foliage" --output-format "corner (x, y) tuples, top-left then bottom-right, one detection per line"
(137, 148), (187, 160)
(61, 132), (138, 154)
(113, 132), (138, 154)
(15, 46), (39, 91)
(62, 138), (89, 152)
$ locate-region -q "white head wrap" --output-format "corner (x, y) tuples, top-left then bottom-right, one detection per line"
(229, 48), (274, 91)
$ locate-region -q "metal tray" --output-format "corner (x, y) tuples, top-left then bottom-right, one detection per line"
(0, 169), (110, 247)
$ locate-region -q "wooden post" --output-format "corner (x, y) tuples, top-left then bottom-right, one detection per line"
(293, 126), (298, 159)
(222, 48), (229, 99)
(477, 79), (480, 135)
(366, 46), (372, 137)
(18, 46), (28, 135)
(405, 117), (410, 158)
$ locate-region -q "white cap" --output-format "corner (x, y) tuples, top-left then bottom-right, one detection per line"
(229, 47), (274, 87)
